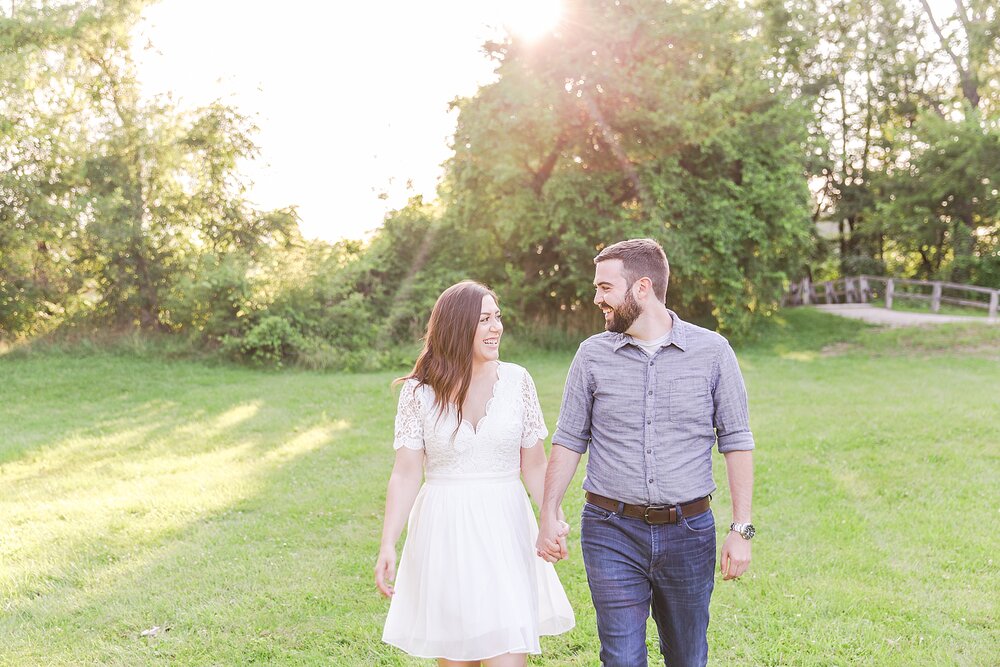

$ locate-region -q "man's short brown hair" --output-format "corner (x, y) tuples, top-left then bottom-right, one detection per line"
(594, 238), (670, 303)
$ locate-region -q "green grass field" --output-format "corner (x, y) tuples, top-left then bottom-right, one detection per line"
(2, 310), (998, 665)
(865, 296), (994, 318)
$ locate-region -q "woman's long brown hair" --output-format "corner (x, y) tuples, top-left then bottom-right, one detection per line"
(395, 281), (498, 427)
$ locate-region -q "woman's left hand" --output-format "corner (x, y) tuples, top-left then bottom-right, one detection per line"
(375, 545), (397, 597)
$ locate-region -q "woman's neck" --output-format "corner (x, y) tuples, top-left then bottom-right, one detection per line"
(471, 359), (498, 378)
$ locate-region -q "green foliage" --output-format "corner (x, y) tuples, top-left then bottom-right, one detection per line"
(164, 252), (257, 340)
(871, 111), (1000, 285)
(436, 0), (815, 335)
(4, 0), (998, 365)
(232, 315), (307, 367)
(761, 0), (1000, 285)
(0, 0), (298, 339)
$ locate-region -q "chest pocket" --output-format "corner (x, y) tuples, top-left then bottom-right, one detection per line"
(668, 376), (712, 424)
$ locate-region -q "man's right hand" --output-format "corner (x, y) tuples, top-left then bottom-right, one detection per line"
(536, 517), (570, 562)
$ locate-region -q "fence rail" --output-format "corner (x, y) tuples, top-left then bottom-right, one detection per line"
(784, 275), (999, 319)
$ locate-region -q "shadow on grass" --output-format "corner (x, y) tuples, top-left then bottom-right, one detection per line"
(0, 355), (404, 664)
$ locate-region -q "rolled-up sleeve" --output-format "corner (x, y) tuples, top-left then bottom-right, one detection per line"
(712, 343), (755, 453)
(552, 345), (593, 453)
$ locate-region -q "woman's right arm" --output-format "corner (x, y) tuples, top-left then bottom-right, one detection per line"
(374, 446), (424, 597)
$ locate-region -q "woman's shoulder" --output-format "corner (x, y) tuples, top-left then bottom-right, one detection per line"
(397, 377), (432, 401)
(499, 360), (532, 383)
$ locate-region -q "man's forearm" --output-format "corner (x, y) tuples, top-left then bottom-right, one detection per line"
(541, 444), (582, 520)
(722, 450), (753, 523)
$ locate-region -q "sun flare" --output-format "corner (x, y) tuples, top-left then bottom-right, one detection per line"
(503, 0), (561, 41)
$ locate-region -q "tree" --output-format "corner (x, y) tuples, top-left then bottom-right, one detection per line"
(759, 0), (999, 284)
(441, 0), (815, 333)
(0, 0), (299, 337)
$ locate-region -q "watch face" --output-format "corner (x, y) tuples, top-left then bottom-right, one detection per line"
(742, 524), (756, 539)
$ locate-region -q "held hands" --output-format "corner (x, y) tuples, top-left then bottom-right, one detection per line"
(374, 545), (397, 597)
(720, 530), (751, 580)
(536, 516), (571, 563)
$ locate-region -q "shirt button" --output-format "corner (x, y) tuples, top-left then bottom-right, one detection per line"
(646, 419), (651, 424)
(649, 361), (654, 366)
(647, 449), (652, 453)
(648, 479), (654, 483)
(648, 390), (653, 396)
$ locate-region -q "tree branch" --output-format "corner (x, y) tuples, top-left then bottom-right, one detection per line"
(952, 0), (972, 37)
(919, 0), (979, 107)
(531, 136), (565, 195)
(919, 0), (965, 76)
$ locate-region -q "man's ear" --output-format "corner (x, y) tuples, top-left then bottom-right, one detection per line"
(635, 277), (653, 300)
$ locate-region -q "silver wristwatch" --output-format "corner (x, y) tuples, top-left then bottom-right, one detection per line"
(730, 522), (756, 540)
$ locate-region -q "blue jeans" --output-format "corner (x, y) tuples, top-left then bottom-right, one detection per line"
(580, 501), (716, 667)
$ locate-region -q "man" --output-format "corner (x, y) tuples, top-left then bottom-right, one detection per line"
(536, 238), (755, 667)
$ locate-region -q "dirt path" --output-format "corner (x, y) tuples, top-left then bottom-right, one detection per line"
(812, 303), (998, 327)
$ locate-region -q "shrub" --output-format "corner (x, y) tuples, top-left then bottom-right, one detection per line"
(235, 316), (307, 366)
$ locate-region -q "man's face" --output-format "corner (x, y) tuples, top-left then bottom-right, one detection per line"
(593, 259), (641, 334)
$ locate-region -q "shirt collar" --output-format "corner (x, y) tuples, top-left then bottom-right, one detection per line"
(612, 309), (689, 352)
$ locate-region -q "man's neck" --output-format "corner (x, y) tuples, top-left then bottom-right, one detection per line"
(626, 305), (673, 341)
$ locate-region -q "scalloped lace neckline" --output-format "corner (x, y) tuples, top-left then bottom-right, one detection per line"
(461, 363), (502, 435)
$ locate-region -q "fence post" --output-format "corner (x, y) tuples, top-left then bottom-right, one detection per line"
(886, 279), (894, 309)
(859, 276), (870, 303)
(990, 290), (998, 320)
(801, 278), (811, 305)
(825, 282), (835, 304)
(845, 277), (856, 303)
(931, 282), (942, 313)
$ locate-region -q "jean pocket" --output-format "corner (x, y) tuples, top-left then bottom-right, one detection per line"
(681, 508), (715, 533)
(582, 502), (615, 521)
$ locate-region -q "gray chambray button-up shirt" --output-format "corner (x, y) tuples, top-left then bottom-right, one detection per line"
(552, 310), (754, 505)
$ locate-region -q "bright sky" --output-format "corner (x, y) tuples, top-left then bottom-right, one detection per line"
(133, 0), (561, 243)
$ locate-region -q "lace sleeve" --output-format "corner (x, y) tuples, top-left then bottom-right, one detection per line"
(520, 369), (548, 448)
(393, 380), (425, 450)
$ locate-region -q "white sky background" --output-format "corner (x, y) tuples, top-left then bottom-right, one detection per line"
(133, 1), (560, 243)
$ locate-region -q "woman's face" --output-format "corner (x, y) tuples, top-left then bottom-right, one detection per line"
(472, 294), (503, 364)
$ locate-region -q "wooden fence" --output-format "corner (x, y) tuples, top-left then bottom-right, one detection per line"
(784, 275), (999, 319)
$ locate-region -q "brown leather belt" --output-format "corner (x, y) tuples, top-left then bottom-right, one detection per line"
(585, 491), (711, 525)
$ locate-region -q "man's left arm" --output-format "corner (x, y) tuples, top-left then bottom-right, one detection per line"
(721, 450), (753, 580)
(712, 342), (755, 581)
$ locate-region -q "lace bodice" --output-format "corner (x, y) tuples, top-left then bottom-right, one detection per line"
(393, 362), (548, 475)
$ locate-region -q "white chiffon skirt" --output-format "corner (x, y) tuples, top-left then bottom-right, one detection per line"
(382, 470), (575, 660)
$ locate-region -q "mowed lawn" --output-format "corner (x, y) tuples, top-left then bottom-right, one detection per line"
(1, 310), (997, 666)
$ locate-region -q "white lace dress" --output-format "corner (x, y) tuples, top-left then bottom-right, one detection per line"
(382, 361), (575, 660)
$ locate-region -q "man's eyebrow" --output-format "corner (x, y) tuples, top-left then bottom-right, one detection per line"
(594, 280), (613, 288)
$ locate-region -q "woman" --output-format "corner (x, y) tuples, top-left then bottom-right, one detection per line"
(375, 281), (575, 666)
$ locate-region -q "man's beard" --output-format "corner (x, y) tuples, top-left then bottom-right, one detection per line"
(605, 287), (641, 334)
